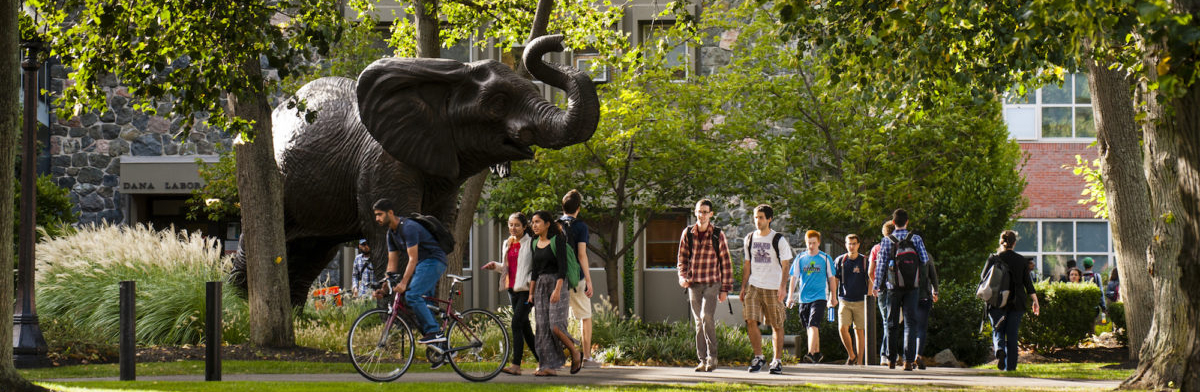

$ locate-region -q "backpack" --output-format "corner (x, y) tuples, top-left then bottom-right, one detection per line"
(557, 215), (588, 284)
(406, 213), (456, 253)
(976, 254), (1012, 308)
(886, 232), (921, 290)
(548, 235), (582, 291)
(743, 232), (785, 268)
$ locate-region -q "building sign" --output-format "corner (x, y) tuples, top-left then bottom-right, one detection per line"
(119, 155), (219, 194)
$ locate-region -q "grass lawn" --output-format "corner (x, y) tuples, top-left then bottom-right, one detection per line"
(37, 382), (1110, 392)
(972, 362), (1133, 380)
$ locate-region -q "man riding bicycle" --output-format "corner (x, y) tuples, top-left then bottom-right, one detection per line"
(372, 199), (448, 345)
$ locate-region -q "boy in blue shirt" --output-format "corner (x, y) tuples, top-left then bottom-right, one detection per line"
(786, 230), (836, 364)
(372, 198), (448, 345)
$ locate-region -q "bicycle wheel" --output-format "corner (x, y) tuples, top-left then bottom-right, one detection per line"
(348, 308), (415, 381)
(446, 308), (510, 381)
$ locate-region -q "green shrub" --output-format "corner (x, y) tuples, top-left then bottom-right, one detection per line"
(36, 224), (249, 347)
(926, 280), (991, 365)
(785, 304), (847, 361)
(294, 294), (378, 353)
(590, 299), (760, 365)
(1020, 281), (1102, 353)
(1107, 301), (1127, 345)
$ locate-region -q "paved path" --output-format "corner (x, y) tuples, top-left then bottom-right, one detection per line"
(49, 364), (1119, 389)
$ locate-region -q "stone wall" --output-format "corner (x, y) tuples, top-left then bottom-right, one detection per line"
(45, 59), (237, 226)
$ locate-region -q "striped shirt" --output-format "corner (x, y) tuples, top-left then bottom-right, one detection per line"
(677, 224), (734, 293)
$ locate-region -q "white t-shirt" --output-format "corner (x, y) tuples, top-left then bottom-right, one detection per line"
(743, 230), (794, 290)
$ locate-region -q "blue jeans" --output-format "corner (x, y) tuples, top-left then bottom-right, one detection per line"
(887, 289), (919, 362)
(914, 298), (932, 358)
(406, 258), (447, 335)
(989, 308), (1023, 371)
(877, 291), (892, 360)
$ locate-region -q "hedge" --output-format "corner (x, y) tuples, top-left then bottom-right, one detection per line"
(1020, 281), (1103, 353)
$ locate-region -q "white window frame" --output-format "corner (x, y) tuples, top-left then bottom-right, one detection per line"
(1013, 218), (1115, 281)
(1002, 73), (1096, 141)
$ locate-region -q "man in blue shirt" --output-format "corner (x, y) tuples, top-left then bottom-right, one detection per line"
(873, 208), (930, 371)
(833, 234), (868, 366)
(786, 230), (836, 365)
(352, 239), (374, 297)
(372, 198), (448, 344)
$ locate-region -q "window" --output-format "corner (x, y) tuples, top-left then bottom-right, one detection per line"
(1002, 73), (1095, 140)
(1012, 220), (1114, 281)
(644, 213), (687, 268)
(640, 22), (688, 80)
(442, 39), (473, 63)
(574, 54), (609, 83)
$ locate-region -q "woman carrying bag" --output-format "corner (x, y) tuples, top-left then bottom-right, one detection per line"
(527, 210), (583, 376)
(482, 212), (539, 375)
(983, 230), (1040, 371)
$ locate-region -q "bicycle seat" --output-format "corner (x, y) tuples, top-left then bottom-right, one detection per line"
(446, 274), (472, 283)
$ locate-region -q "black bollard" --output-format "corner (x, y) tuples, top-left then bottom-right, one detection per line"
(206, 281), (222, 381)
(119, 280), (135, 381)
(866, 295), (878, 366)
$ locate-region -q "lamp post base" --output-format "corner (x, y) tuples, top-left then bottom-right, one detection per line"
(13, 314), (49, 368)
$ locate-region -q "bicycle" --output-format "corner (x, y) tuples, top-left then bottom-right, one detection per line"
(347, 273), (511, 382)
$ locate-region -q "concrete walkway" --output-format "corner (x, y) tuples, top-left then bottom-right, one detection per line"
(49, 364), (1120, 389)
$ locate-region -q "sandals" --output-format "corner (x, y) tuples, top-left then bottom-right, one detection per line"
(500, 365), (521, 375)
(534, 369), (557, 377)
(570, 348), (583, 374)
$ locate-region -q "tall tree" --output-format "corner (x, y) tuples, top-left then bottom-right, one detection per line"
(3, 4), (47, 391)
(768, 0), (1199, 387)
(34, 0), (349, 348)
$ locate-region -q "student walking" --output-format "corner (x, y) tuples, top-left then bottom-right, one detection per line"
(786, 230), (836, 365)
(832, 234), (869, 366)
(983, 230), (1041, 371)
(352, 239), (374, 297)
(741, 205), (793, 375)
(874, 209), (930, 371)
(868, 220), (895, 366)
(677, 199), (734, 372)
(559, 190), (600, 368)
(528, 211), (583, 376)
(913, 257), (939, 369)
(482, 212), (540, 375)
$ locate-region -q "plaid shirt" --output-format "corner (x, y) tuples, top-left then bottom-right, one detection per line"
(677, 224), (734, 293)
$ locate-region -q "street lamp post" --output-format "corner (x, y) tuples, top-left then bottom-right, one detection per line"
(14, 12), (49, 368)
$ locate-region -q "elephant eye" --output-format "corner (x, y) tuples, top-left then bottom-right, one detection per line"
(484, 93), (508, 118)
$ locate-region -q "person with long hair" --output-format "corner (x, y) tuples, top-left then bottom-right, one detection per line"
(527, 210), (582, 376)
(1067, 267), (1083, 283)
(482, 212), (539, 375)
(983, 230), (1040, 371)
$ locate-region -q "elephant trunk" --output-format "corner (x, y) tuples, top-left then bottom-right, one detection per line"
(523, 35), (600, 149)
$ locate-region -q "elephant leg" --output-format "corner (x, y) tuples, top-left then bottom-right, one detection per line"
(287, 238), (349, 307)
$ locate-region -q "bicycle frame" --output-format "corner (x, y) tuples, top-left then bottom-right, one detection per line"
(381, 278), (484, 355)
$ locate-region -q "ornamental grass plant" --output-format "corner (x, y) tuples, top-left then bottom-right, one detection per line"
(36, 224), (249, 348)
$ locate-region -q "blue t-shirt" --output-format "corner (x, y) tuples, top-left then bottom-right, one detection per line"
(790, 251), (834, 304)
(386, 218), (447, 263)
(834, 253), (868, 301)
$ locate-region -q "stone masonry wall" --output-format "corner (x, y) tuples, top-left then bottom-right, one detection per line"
(45, 59), (237, 226)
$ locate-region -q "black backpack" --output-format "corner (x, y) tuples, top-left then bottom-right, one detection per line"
(743, 232), (786, 268)
(886, 232), (921, 290)
(407, 213), (456, 253)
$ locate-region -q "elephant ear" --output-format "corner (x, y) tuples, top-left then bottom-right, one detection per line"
(357, 57), (469, 179)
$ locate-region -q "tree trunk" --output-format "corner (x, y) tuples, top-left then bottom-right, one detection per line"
(1123, 33), (1198, 389)
(1086, 60), (1153, 359)
(1, 2), (44, 389)
(441, 170), (487, 305)
(413, 0), (440, 59)
(233, 59), (295, 348)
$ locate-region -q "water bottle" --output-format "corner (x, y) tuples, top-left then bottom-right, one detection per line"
(827, 305), (836, 323)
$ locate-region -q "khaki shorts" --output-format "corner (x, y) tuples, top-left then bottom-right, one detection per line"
(742, 285), (785, 329)
(838, 300), (866, 329)
(568, 280), (592, 320)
